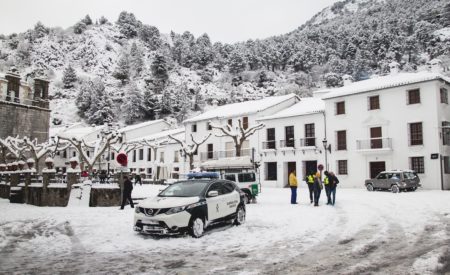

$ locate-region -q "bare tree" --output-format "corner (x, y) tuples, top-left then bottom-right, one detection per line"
(1, 136), (28, 161)
(169, 133), (211, 170)
(21, 137), (70, 171)
(138, 138), (168, 180)
(209, 119), (264, 157)
(57, 131), (121, 173)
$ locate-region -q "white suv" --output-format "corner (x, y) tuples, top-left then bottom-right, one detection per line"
(134, 179), (246, 238)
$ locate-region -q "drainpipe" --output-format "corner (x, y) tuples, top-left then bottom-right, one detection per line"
(440, 154), (444, 190)
(323, 111), (328, 171)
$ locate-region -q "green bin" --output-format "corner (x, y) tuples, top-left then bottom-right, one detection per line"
(250, 183), (259, 196)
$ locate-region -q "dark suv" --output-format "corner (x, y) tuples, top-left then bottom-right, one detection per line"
(365, 170), (421, 193)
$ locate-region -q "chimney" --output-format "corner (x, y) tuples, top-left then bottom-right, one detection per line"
(5, 67), (21, 102)
(427, 59), (444, 73)
(389, 62), (400, 75)
(342, 74), (353, 86)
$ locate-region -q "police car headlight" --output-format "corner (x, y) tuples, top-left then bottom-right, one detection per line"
(166, 206), (187, 215)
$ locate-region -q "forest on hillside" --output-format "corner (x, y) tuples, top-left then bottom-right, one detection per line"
(0, 0), (449, 126)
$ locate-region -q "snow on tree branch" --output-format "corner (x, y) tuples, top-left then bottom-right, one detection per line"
(169, 133), (211, 170)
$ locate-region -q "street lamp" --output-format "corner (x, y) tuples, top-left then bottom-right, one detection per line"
(322, 138), (331, 171)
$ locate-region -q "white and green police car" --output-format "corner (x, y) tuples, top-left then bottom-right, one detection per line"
(134, 176), (246, 238)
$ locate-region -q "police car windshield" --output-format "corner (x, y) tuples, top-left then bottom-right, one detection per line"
(158, 181), (210, 197)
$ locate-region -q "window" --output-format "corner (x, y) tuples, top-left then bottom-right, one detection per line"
(139, 149), (144, 161)
(160, 151), (165, 163)
(376, 173), (388, 179)
(147, 168), (152, 175)
(305, 123), (315, 146)
(409, 122), (423, 146)
(87, 151), (90, 157)
(225, 174), (236, 181)
(441, 88), (448, 104)
(243, 117), (249, 130)
(443, 122), (450, 146)
(337, 160), (348, 175)
(72, 151), (76, 157)
(238, 173), (256, 183)
(336, 101), (345, 115)
(63, 150), (67, 158)
(444, 156), (450, 174)
(111, 152), (115, 161)
(336, 130), (347, 150)
(174, 151), (179, 163)
(147, 148), (152, 161)
(191, 124), (197, 133)
(407, 89), (421, 104)
(266, 162), (277, 180)
(410, 157), (425, 173)
(368, 95), (380, 110)
(266, 128), (276, 149)
(206, 122), (212, 131)
(228, 119), (232, 126)
(132, 150), (136, 162)
(207, 144), (214, 159)
(285, 126), (295, 147)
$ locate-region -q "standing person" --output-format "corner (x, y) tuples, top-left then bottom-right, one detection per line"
(324, 171), (332, 205)
(120, 176), (134, 210)
(313, 170), (322, 207)
(305, 172), (315, 204)
(329, 172), (339, 206)
(289, 170), (298, 204)
(135, 173), (142, 186)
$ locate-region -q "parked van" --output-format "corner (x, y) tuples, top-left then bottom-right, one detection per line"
(223, 171), (260, 203)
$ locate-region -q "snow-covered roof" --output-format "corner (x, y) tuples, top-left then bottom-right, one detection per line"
(201, 156), (253, 169)
(183, 94), (298, 123)
(258, 98), (324, 121)
(321, 72), (450, 100)
(119, 119), (168, 133)
(128, 128), (185, 143)
(54, 123), (105, 139)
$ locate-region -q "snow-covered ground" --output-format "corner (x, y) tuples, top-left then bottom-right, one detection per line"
(0, 186), (449, 274)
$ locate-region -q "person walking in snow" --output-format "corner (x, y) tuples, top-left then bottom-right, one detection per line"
(134, 174), (142, 186)
(120, 176), (134, 210)
(305, 171), (315, 204)
(313, 170), (322, 207)
(289, 170), (298, 204)
(328, 171), (339, 206)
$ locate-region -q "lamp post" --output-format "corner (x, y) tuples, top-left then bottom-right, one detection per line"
(322, 138), (329, 171)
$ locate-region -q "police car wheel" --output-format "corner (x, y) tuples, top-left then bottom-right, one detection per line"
(234, 205), (246, 226)
(189, 216), (205, 238)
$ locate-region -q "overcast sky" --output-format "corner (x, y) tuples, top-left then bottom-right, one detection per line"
(0, 0), (338, 43)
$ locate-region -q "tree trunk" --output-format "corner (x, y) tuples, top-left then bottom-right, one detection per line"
(188, 154), (194, 170)
(235, 143), (242, 157)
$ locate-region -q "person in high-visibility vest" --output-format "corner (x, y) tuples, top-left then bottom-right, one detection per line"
(305, 172), (315, 204)
(289, 170), (298, 204)
(324, 171), (332, 205)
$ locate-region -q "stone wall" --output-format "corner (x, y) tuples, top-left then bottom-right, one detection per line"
(26, 186), (70, 207)
(0, 101), (50, 143)
(0, 184), (10, 199)
(89, 187), (121, 207)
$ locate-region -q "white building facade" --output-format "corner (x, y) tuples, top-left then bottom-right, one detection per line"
(258, 98), (326, 188)
(321, 72), (450, 190)
(183, 94), (299, 171)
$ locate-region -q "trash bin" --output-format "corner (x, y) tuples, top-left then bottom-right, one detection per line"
(251, 184), (259, 196)
(9, 187), (24, 203)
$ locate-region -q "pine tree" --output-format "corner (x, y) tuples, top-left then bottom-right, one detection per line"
(99, 16), (108, 25)
(143, 88), (159, 120)
(122, 84), (144, 124)
(76, 80), (94, 117)
(324, 73), (343, 88)
(151, 53), (169, 92)
(62, 65), (77, 89)
(33, 22), (49, 39)
(129, 42), (144, 78)
(113, 54), (130, 85)
(73, 21), (87, 34)
(86, 79), (115, 125)
(159, 89), (173, 115)
(228, 50), (246, 74)
(82, 15), (93, 25)
(194, 33), (213, 67)
(138, 25), (162, 50)
(116, 11), (141, 38)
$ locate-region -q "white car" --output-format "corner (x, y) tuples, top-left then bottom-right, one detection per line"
(134, 179), (246, 238)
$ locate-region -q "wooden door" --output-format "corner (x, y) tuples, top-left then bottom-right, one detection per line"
(370, 127), (382, 149)
(370, 161), (386, 179)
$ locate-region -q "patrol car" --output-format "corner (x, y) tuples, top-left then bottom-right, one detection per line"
(134, 178), (246, 238)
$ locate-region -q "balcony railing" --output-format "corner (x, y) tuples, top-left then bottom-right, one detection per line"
(356, 138), (392, 150)
(262, 140), (276, 150)
(280, 139), (295, 148)
(299, 137), (316, 147)
(200, 149), (252, 161)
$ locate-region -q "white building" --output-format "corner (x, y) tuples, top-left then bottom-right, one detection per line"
(257, 98), (326, 188)
(183, 94), (299, 170)
(127, 128), (185, 180)
(320, 71), (450, 190)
